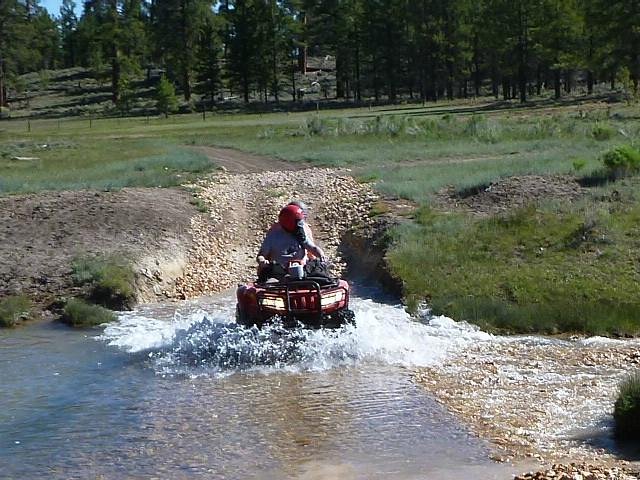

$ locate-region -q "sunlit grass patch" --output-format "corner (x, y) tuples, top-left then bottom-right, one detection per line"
(0, 295), (32, 328)
(388, 202), (640, 335)
(614, 371), (640, 440)
(0, 138), (213, 194)
(72, 255), (137, 310)
(60, 298), (117, 328)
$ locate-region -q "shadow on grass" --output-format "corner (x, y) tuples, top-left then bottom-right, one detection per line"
(431, 295), (640, 336)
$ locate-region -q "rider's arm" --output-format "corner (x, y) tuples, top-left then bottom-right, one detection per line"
(302, 236), (326, 261)
(257, 232), (273, 265)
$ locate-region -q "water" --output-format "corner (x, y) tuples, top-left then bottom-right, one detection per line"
(0, 292), (524, 479)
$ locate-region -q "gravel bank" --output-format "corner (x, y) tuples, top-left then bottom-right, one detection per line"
(415, 333), (640, 476)
(175, 168), (378, 298)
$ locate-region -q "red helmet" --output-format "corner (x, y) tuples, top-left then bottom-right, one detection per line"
(279, 204), (304, 233)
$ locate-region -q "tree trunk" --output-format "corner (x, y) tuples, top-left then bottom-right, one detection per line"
(587, 70), (594, 94)
(243, 74), (250, 103)
(0, 58), (5, 107)
(610, 71), (615, 91)
(298, 12), (307, 74)
(111, 56), (120, 104)
(336, 54), (345, 98)
(355, 44), (361, 102)
(564, 70), (572, 93)
(554, 70), (561, 99)
(290, 55), (297, 101)
(518, 57), (527, 102)
(502, 78), (510, 100)
(183, 67), (191, 101)
(473, 34), (481, 97)
(270, 0), (279, 103)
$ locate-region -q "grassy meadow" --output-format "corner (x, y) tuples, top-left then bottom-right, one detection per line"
(2, 97), (640, 334)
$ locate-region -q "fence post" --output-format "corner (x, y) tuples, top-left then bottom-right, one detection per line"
(27, 120), (31, 132)
(89, 118), (92, 129)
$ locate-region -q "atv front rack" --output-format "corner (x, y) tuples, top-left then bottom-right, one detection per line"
(257, 280), (324, 317)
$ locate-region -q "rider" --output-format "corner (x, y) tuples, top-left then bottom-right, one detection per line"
(256, 204), (326, 281)
(287, 200), (315, 243)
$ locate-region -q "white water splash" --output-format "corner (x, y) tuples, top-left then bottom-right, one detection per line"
(99, 296), (493, 375)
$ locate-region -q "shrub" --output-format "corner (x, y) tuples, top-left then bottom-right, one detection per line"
(305, 116), (329, 136)
(0, 295), (32, 327)
(61, 298), (117, 327)
(592, 123), (615, 141)
(572, 158), (587, 172)
(71, 255), (136, 310)
(601, 145), (640, 175)
(156, 75), (178, 118)
(464, 115), (499, 143)
(614, 371), (640, 440)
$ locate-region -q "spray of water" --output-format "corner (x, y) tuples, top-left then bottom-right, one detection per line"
(100, 296), (493, 376)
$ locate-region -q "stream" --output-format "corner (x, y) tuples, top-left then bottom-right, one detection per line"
(0, 290), (559, 479)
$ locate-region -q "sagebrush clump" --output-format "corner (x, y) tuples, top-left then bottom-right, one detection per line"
(614, 371), (640, 440)
(601, 145), (640, 175)
(71, 255), (136, 310)
(0, 295), (31, 327)
(61, 298), (117, 327)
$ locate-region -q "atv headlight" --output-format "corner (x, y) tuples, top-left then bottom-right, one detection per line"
(321, 290), (345, 307)
(259, 297), (286, 310)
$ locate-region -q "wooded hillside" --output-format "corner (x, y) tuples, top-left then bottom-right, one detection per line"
(1, 0), (639, 109)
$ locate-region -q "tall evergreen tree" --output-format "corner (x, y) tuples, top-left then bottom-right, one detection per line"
(195, 13), (222, 105)
(152, 0), (208, 100)
(60, 0), (79, 67)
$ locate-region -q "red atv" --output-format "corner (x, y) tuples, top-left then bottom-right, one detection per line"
(235, 263), (355, 329)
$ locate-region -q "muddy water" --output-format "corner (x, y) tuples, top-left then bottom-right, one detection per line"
(1, 292), (527, 479)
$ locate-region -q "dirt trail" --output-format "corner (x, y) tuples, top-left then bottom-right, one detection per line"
(192, 146), (307, 173)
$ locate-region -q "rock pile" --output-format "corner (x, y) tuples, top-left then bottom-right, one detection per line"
(515, 463), (638, 480)
(174, 168), (378, 299)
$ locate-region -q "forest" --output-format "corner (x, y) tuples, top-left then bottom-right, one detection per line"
(1, 0), (639, 110)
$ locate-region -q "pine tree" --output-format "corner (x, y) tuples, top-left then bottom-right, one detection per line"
(60, 0), (79, 67)
(156, 74), (178, 116)
(152, 0), (208, 101)
(195, 14), (222, 106)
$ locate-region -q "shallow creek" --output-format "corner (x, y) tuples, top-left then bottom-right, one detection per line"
(2, 287), (621, 479)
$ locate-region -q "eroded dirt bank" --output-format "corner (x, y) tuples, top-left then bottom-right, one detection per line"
(0, 188), (197, 310)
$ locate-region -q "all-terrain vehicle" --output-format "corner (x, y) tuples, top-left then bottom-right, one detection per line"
(235, 262), (355, 329)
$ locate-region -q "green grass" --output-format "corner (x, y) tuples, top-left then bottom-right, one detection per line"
(60, 298), (117, 327)
(71, 255), (137, 310)
(388, 192), (640, 335)
(0, 295), (32, 327)
(614, 371), (640, 440)
(0, 137), (213, 194)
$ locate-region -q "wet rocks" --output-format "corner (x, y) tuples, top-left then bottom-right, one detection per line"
(515, 463), (638, 480)
(414, 337), (640, 466)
